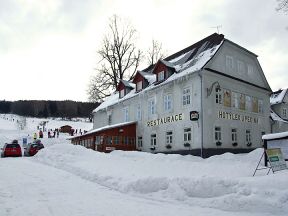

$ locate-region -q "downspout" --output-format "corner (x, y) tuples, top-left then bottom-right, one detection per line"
(198, 71), (204, 158)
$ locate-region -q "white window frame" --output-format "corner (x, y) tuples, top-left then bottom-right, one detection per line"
(245, 95), (252, 112)
(215, 88), (222, 104)
(226, 56), (233, 71)
(248, 64), (253, 76)
(237, 60), (245, 74)
(184, 128), (192, 142)
(158, 71), (165, 82)
(246, 129), (251, 143)
(136, 104), (142, 120)
(166, 131), (173, 145)
(120, 89), (125, 98)
(123, 107), (129, 122)
(283, 108), (287, 118)
(151, 134), (157, 147)
(232, 128), (237, 143)
(137, 136), (143, 148)
(214, 126), (221, 142)
(164, 94), (173, 112)
(232, 91), (239, 109)
(136, 81), (143, 91)
(148, 98), (156, 115)
(258, 99), (264, 114)
(182, 87), (191, 106)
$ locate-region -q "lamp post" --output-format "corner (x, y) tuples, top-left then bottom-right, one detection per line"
(207, 81), (221, 97)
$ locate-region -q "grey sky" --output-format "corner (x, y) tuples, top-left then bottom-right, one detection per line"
(0, 0), (287, 101)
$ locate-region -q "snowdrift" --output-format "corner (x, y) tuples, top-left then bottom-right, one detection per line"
(33, 143), (288, 214)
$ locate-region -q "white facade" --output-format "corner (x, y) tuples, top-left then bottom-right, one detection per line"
(92, 33), (272, 157)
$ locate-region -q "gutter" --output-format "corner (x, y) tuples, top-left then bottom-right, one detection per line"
(198, 71), (204, 158)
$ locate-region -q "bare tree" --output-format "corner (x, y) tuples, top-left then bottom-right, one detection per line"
(146, 39), (166, 65)
(88, 15), (142, 102)
(276, 0), (288, 13)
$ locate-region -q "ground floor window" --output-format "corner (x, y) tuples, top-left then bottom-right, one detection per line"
(214, 126), (221, 141)
(232, 128), (237, 146)
(166, 131), (173, 145)
(151, 134), (156, 148)
(137, 136), (143, 148)
(184, 128), (191, 142)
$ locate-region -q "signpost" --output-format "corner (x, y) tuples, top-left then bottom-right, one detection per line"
(266, 148), (287, 172)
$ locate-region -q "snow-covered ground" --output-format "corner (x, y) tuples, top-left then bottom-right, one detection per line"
(0, 114), (287, 216)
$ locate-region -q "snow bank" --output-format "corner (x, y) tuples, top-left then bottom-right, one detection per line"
(33, 143), (288, 214)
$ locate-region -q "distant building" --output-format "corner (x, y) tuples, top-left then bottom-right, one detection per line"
(71, 33), (272, 157)
(270, 88), (288, 132)
(60, 125), (72, 133)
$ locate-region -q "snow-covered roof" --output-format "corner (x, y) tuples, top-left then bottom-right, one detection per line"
(270, 109), (288, 123)
(263, 131), (288, 140)
(94, 33), (224, 113)
(270, 88), (287, 105)
(69, 121), (137, 139)
(121, 80), (135, 89)
(139, 71), (156, 84)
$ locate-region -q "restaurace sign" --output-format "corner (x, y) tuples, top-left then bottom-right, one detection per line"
(147, 113), (184, 127)
(217, 110), (258, 124)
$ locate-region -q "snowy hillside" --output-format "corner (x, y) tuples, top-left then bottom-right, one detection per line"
(0, 114), (287, 216)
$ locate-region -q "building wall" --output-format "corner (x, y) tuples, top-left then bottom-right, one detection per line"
(92, 40), (271, 156)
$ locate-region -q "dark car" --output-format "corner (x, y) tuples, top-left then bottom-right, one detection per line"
(24, 140), (44, 157)
(1, 141), (22, 157)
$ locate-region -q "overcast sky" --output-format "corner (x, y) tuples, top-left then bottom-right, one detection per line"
(0, 0), (287, 101)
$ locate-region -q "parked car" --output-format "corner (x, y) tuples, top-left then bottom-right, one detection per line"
(1, 140), (22, 157)
(24, 140), (44, 157)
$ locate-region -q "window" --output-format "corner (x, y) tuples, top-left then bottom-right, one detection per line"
(258, 99), (264, 114)
(123, 107), (129, 122)
(215, 127), (221, 141)
(246, 130), (251, 143)
(113, 136), (119, 145)
(137, 136), (143, 148)
(283, 108), (287, 118)
(136, 104), (142, 120)
(151, 134), (156, 147)
(108, 114), (112, 125)
(232, 128), (237, 143)
(226, 56), (233, 71)
(184, 128), (192, 142)
(183, 88), (191, 106)
(252, 97), (258, 113)
(215, 88), (222, 104)
(120, 89), (125, 98)
(158, 71), (165, 82)
(237, 60), (245, 74)
(164, 94), (172, 112)
(223, 89), (231, 107)
(166, 131), (173, 145)
(239, 94), (245, 110)
(248, 65), (253, 76)
(148, 98), (156, 115)
(245, 95), (252, 112)
(232, 92), (240, 109)
(136, 81), (143, 91)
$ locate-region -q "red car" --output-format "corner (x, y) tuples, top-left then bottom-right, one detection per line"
(1, 142), (22, 157)
(24, 141), (44, 157)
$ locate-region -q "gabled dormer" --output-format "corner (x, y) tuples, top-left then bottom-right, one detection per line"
(152, 59), (176, 83)
(116, 80), (135, 98)
(132, 71), (156, 92)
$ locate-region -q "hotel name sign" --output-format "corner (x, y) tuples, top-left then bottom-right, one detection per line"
(218, 110), (258, 124)
(147, 113), (184, 127)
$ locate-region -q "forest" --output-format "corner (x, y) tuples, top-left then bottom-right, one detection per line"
(0, 100), (98, 119)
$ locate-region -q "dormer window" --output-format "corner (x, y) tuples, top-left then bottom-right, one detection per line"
(158, 71), (165, 82)
(136, 81), (143, 91)
(120, 89), (125, 98)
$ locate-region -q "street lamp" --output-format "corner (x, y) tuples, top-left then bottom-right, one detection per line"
(207, 81), (221, 97)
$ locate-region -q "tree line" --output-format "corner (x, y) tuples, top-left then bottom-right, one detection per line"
(0, 100), (98, 119)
